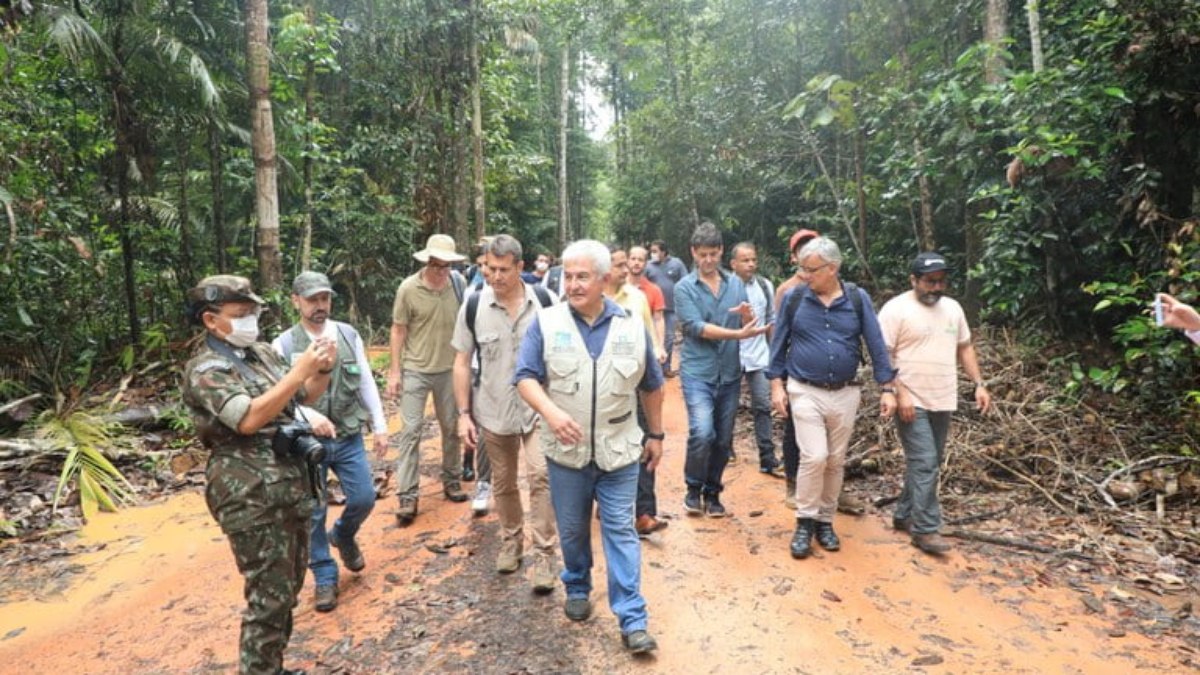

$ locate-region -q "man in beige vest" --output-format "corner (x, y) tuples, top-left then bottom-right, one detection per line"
(515, 240), (665, 655)
(452, 234), (559, 592)
(388, 234), (469, 525)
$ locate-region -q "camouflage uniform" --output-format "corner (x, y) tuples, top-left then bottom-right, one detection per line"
(182, 338), (314, 675)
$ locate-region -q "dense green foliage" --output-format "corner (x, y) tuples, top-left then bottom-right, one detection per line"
(1, 0), (1197, 424)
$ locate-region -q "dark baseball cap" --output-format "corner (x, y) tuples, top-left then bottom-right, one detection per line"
(911, 252), (951, 276)
(292, 271), (336, 298)
(789, 229), (820, 253)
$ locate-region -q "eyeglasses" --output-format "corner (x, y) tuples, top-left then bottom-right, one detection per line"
(800, 263), (830, 275)
(427, 261), (451, 270)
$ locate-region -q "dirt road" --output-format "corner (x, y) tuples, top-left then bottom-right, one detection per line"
(0, 377), (1192, 673)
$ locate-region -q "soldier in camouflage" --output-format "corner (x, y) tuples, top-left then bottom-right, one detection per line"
(181, 275), (336, 675)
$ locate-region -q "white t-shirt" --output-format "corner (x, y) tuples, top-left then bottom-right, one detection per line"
(877, 291), (971, 412)
(739, 275), (774, 371)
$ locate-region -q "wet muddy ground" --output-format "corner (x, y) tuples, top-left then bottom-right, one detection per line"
(1, 376), (1197, 673)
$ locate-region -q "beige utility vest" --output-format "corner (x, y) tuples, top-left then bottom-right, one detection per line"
(538, 303), (647, 471)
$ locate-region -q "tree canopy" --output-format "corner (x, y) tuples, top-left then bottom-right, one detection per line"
(1, 0), (1197, 423)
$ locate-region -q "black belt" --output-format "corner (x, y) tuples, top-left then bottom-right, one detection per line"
(794, 377), (861, 391)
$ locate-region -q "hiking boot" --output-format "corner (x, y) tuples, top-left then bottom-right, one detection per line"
(496, 537), (523, 574)
(892, 516), (910, 532)
(471, 480), (492, 516)
(912, 532), (951, 555)
(443, 481), (468, 503)
(814, 521), (841, 551)
(684, 487), (703, 515)
(329, 528), (365, 572)
(837, 492), (866, 516)
(704, 493), (728, 518)
(564, 596), (592, 621)
(530, 553), (558, 594)
(784, 478), (797, 510)
(790, 518), (814, 559)
(760, 463), (786, 479)
(462, 450), (476, 482)
(622, 629), (658, 654)
(635, 514), (668, 537)
(314, 584), (338, 612)
(396, 495), (418, 526)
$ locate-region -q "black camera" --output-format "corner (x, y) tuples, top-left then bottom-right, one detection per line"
(272, 422), (326, 467)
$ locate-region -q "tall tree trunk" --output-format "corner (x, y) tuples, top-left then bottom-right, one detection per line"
(208, 116), (227, 272)
(111, 1), (139, 344)
(177, 131), (194, 288)
(854, 127), (868, 255)
(557, 39), (570, 251)
(299, 0), (317, 272)
(246, 0), (282, 290)
(984, 0), (1009, 85)
(895, 1), (935, 251)
(469, 4), (486, 241)
(1026, 0), (1044, 73)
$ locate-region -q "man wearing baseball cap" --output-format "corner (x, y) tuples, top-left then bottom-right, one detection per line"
(388, 234), (470, 525)
(272, 271), (388, 612)
(877, 252), (992, 555)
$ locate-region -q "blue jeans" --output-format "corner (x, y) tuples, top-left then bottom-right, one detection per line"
(895, 409), (952, 534)
(743, 369), (777, 468)
(546, 459), (647, 634)
(681, 377), (740, 495)
(309, 433), (376, 587)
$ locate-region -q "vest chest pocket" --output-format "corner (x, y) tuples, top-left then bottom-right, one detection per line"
(609, 357), (641, 396)
(547, 358), (580, 394)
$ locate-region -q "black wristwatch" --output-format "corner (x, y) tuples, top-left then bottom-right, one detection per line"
(644, 431), (665, 441)
(880, 387), (897, 395)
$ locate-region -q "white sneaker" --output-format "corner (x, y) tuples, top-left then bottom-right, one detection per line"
(472, 481), (492, 516)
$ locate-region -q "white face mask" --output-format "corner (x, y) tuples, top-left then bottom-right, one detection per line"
(650, 253), (661, 263)
(224, 314), (260, 348)
(535, 260), (549, 272)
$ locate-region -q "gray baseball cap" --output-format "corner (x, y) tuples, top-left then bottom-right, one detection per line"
(292, 271), (337, 298)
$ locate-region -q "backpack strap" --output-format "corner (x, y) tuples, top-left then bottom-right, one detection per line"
(532, 284), (553, 308)
(755, 276), (774, 325)
(843, 282), (868, 365)
(466, 291), (483, 386)
(450, 270), (466, 304)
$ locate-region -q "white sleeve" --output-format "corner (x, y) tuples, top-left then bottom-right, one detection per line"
(1186, 329), (1200, 346)
(354, 332), (388, 435)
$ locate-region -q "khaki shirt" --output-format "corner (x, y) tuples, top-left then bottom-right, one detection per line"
(877, 291), (971, 412)
(392, 269), (460, 373)
(451, 284), (550, 434)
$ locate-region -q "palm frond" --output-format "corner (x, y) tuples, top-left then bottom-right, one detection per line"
(39, 410), (136, 518)
(152, 33), (221, 108)
(46, 8), (113, 66)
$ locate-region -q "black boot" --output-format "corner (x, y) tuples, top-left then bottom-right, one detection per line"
(790, 518), (814, 559)
(814, 521), (841, 551)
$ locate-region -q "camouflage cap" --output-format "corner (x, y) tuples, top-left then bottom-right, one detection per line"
(186, 275), (264, 322)
(292, 271), (336, 298)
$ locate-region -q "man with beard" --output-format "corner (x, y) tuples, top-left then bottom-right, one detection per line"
(877, 252), (991, 555)
(273, 272), (387, 612)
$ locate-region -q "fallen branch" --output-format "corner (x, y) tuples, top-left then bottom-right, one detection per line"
(944, 504), (1013, 527)
(945, 528), (1094, 561)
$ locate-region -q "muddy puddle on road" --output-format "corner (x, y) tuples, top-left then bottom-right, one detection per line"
(0, 377), (1192, 673)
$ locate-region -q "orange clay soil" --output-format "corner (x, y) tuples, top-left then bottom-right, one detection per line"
(0, 376), (1191, 674)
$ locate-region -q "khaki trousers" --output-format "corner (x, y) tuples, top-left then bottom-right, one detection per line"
(787, 379), (862, 522)
(483, 426), (557, 555)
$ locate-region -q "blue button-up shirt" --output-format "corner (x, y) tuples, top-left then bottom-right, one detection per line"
(513, 298), (664, 391)
(674, 268), (748, 385)
(766, 283), (896, 385)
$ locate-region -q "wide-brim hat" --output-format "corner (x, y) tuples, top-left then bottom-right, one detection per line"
(414, 233), (466, 263)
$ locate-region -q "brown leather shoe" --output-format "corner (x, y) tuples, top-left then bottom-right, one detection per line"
(635, 514), (668, 537)
(396, 495), (418, 525)
(314, 584), (338, 612)
(911, 532), (951, 555)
